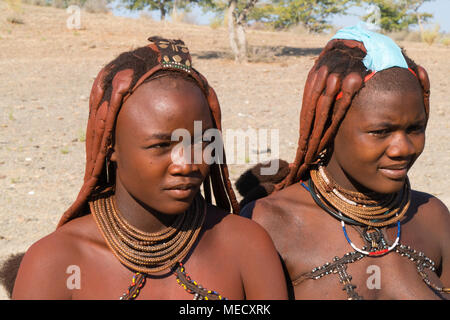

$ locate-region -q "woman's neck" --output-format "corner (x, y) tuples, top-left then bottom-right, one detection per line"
(325, 155), (374, 194)
(113, 178), (179, 233)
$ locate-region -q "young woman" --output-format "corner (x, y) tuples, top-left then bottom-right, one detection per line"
(241, 25), (450, 300)
(12, 37), (287, 300)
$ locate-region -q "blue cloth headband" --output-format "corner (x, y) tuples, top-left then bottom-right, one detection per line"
(331, 23), (408, 72)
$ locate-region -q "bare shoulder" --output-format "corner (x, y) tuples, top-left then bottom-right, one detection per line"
(202, 204), (282, 266)
(21, 214), (99, 264)
(410, 190), (450, 226)
(241, 183), (309, 236)
(204, 204), (276, 249)
(410, 190), (450, 240)
(409, 190), (450, 284)
(202, 204), (281, 271)
(203, 204), (288, 299)
(12, 215), (98, 299)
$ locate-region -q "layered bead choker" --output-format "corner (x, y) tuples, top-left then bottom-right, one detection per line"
(89, 188), (206, 275)
(309, 165), (410, 228)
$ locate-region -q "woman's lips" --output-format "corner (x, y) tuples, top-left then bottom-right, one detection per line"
(379, 167), (408, 180)
(164, 184), (198, 199)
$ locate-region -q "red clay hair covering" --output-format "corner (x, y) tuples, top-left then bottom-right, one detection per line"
(57, 37), (239, 228)
(275, 39), (431, 190)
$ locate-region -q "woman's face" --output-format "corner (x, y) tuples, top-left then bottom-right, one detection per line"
(110, 76), (213, 215)
(326, 86), (427, 194)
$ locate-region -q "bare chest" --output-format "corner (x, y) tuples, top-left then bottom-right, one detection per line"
(293, 248), (442, 300)
(276, 212), (443, 300)
(67, 243), (242, 300)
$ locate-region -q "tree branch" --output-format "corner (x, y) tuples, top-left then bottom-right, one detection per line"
(236, 0), (258, 25)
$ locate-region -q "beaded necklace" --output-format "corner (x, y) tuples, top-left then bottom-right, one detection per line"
(120, 262), (226, 300)
(341, 219), (400, 256)
(306, 177), (401, 256)
(174, 262), (226, 300)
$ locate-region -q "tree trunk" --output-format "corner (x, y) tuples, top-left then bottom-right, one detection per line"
(160, 1), (166, 21)
(416, 12), (424, 34)
(173, 0), (178, 22)
(236, 22), (248, 63)
(227, 0), (240, 62)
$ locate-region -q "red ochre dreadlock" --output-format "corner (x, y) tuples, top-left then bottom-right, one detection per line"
(57, 37), (239, 228)
(276, 39), (431, 191)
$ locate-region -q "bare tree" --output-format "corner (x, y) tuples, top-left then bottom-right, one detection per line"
(201, 0), (258, 63)
(227, 0), (258, 63)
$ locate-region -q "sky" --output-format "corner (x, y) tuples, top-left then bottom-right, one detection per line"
(112, 0), (450, 33)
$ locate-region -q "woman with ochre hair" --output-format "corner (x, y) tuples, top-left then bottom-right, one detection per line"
(240, 25), (450, 300)
(13, 37), (288, 300)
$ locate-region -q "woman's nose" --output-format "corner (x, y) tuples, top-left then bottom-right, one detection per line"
(386, 132), (417, 159)
(169, 142), (201, 175)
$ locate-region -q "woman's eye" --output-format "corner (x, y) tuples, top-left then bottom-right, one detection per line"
(407, 125), (425, 134)
(369, 129), (390, 136)
(149, 142), (171, 149)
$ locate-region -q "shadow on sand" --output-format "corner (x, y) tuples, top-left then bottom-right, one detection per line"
(192, 46), (322, 61)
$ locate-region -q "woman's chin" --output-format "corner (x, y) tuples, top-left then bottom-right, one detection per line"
(369, 177), (408, 195)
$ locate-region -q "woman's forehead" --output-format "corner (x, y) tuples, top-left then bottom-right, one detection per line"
(350, 88), (426, 123)
(117, 78), (212, 132)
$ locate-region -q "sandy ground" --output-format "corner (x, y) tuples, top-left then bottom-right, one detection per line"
(0, 4), (449, 299)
